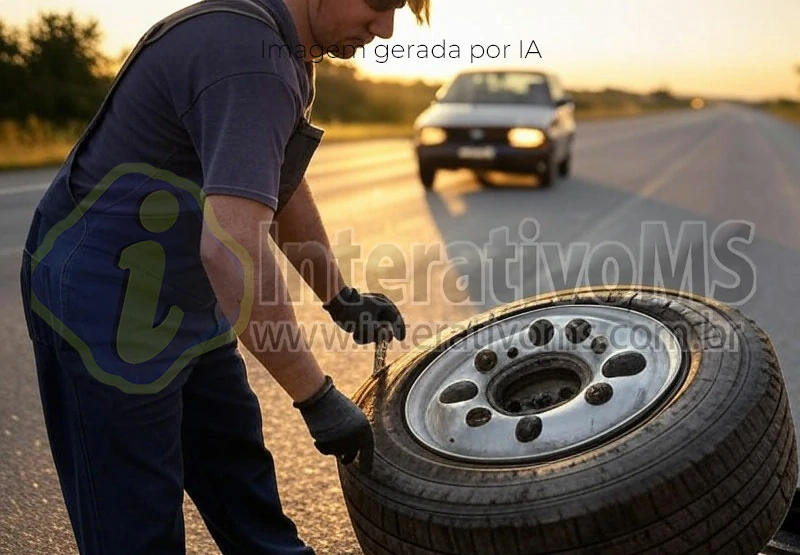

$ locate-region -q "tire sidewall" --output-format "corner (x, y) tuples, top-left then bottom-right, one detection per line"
(341, 288), (781, 525)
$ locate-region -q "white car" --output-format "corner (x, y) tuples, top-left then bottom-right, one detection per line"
(413, 68), (576, 189)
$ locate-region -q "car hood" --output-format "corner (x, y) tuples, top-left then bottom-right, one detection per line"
(415, 102), (556, 129)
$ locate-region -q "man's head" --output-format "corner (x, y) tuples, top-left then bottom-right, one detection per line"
(303, 0), (431, 59)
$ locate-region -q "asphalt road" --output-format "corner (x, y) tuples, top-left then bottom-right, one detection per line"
(1, 104), (799, 554)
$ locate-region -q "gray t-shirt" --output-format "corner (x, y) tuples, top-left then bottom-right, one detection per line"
(70, 0), (314, 212)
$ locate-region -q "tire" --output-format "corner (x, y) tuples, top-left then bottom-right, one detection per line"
(339, 286), (798, 555)
(419, 161), (437, 189)
(473, 170), (492, 187)
(537, 153), (557, 187)
(559, 136), (575, 178)
(558, 153), (572, 177)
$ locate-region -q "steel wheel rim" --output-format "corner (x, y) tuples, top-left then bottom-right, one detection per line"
(404, 304), (683, 463)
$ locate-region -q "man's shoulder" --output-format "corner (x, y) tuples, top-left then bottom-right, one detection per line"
(144, 10), (306, 111)
(155, 10), (297, 74)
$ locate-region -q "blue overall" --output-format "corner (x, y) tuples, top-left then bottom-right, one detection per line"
(19, 0), (322, 552)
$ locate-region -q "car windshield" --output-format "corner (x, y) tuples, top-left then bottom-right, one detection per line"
(438, 72), (552, 105)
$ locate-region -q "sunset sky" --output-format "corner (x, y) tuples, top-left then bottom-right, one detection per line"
(1, 0), (797, 100)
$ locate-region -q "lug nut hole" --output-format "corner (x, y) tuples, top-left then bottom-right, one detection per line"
(528, 319), (555, 347)
(466, 408), (492, 427)
(516, 415), (543, 443)
(566, 319), (592, 344)
(439, 381), (479, 404)
(602, 352), (647, 378)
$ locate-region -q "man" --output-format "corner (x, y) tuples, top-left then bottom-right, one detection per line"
(19, 0), (430, 553)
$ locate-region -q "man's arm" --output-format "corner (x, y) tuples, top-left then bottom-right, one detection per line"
(270, 178), (345, 304)
(199, 193), (325, 402)
(200, 193), (374, 468)
(272, 177), (407, 345)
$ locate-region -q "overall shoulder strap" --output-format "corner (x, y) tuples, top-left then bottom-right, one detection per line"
(63, 0), (289, 177)
(143, 0), (281, 45)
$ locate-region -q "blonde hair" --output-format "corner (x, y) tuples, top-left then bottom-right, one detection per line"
(407, 0), (431, 25)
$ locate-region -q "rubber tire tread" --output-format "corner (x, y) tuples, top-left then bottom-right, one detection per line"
(419, 162), (436, 189)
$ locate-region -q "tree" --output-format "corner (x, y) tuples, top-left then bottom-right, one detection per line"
(23, 11), (111, 123)
(0, 21), (27, 119)
(311, 58), (437, 124)
(649, 87), (675, 102)
(313, 59), (370, 122)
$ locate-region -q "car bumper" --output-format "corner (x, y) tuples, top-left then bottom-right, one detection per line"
(416, 143), (551, 173)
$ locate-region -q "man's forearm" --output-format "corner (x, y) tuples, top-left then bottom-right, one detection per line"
(271, 178), (346, 303)
(201, 232), (326, 403)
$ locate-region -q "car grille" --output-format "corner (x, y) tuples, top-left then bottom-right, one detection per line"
(443, 127), (510, 145)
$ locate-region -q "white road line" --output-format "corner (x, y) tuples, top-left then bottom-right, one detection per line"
(0, 183), (49, 197)
(571, 119), (730, 244)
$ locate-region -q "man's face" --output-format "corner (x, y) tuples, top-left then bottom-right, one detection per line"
(308, 0), (402, 58)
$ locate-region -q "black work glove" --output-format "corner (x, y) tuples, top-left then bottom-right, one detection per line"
(294, 376), (374, 471)
(323, 286), (406, 345)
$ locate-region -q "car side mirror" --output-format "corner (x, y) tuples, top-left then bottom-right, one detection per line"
(555, 95), (573, 107)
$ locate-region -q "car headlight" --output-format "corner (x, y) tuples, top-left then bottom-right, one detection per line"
(507, 128), (546, 148)
(418, 127), (447, 146)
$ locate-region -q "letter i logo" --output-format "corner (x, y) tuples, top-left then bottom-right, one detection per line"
(116, 190), (184, 364)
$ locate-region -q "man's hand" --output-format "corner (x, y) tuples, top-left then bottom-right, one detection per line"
(294, 376), (374, 469)
(323, 286), (406, 345)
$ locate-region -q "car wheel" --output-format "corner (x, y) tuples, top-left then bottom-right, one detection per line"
(419, 161), (437, 189)
(339, 286), (798, 555)
(473, 170), (492, 187)
(559, 135), (575, 177)
(558, 153), (572, 177)
(536, 153), (557, 187)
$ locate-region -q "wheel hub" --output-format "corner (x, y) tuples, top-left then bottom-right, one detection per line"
(488, 354), (587, 415)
